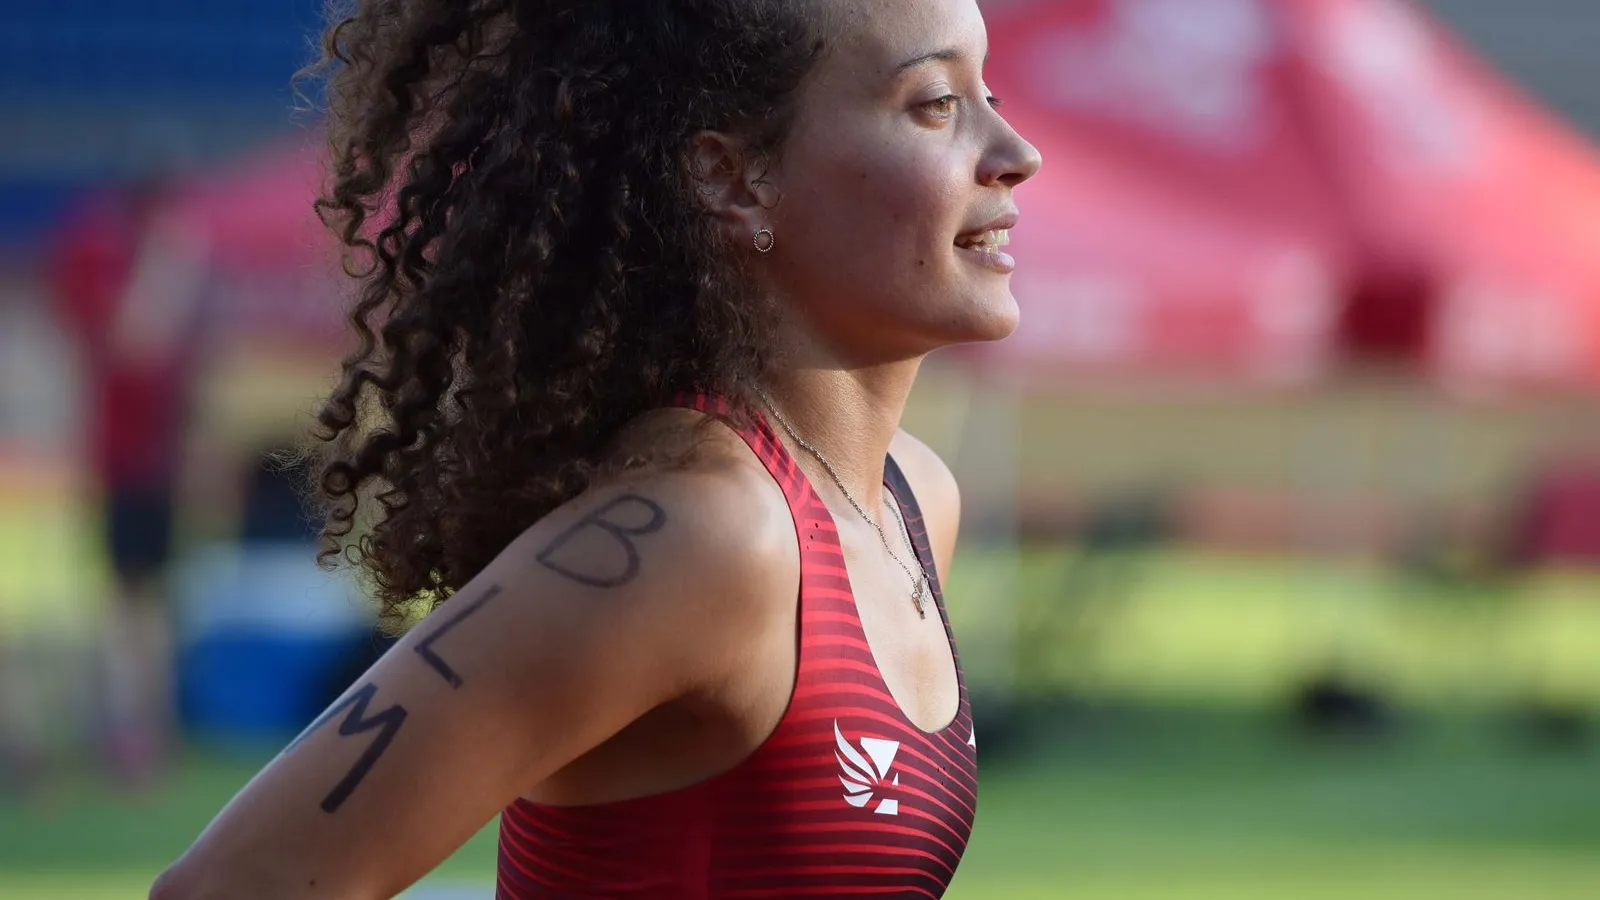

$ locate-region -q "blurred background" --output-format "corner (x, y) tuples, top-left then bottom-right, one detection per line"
(1, 0), (1598, 897)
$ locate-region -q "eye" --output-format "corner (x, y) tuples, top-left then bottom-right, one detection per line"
(987, 95), (1004, 110)
(921, 94), (960, 119)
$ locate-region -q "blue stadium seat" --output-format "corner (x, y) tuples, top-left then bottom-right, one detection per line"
(0, 0), (321, 99)
(0, 0), (325, 243)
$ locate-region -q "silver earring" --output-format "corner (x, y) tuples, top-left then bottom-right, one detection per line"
(753, 227), (776, 254)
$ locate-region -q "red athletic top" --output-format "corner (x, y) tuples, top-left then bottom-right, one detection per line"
(496, 396), (978, 898)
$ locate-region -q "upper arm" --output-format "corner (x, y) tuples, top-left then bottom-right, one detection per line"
(157, 464), (794, 899)
(890, 429), (962, 581)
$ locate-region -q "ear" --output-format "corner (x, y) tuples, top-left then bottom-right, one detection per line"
(689, 130), (782, 239)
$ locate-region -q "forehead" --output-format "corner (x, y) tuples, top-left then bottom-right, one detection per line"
(816, 0), (988, 82)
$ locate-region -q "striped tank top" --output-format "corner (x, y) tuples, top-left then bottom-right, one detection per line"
(495, 395), (978, 898)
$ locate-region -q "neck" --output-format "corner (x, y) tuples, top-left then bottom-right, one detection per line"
(761, 359), (921, 517)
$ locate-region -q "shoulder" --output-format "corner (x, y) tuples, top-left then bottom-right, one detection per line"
(405, 425), (801, 764)
(889, 428), (961, 575)
(147, 415), (803, 899)
(890, 427), (961, 523)
(491, 415), (800, 672)
(513, 429), (796, 580)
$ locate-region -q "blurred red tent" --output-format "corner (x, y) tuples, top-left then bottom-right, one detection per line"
(963, 0), (1353, 388)
(967, 0), (1600, 394)
(156, 134), (346, 355)
(1280, 0), (1600, 393)
(48, 134), (341, 354)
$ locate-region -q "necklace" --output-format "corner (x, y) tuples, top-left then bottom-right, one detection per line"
(759, 392), (930, 619)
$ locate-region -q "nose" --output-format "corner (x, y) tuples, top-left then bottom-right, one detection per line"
(979, 118), (1043, 188)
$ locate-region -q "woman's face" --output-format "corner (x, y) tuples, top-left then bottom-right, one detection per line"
(760, 0), (1042, 364)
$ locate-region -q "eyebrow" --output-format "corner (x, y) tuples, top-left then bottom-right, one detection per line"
(892, 46), (990, 77)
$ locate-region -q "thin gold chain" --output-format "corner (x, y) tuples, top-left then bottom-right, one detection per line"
(759, 392), (929, 619)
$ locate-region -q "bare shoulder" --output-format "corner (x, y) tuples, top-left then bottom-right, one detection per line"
(498, 424), (800, 638)
(890, 428), (961, 522)
(150, 415), (800, 900)
(889, 428), (961, 578)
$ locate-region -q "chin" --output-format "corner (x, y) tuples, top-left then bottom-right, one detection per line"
(949, 289), (1021, 344)
(881, 287), (1020, 355)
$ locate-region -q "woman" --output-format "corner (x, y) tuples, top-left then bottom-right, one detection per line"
(154, 0), (1039, 896)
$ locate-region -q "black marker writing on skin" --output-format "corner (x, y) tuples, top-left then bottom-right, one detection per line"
(287, 683), (409, 814)
(414, 584), (502, 689)
(536, 494), (667, 588)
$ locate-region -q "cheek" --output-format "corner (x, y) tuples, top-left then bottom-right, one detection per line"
(792, 145), (963, 264)
(858, 149), (961, 236)
(768, 122), (975, 313)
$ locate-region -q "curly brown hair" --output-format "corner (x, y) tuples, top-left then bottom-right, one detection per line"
(304, 0), (829, 628)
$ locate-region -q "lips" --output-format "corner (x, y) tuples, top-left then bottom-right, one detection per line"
(954, 228), (1012, 251)
(954, 211), (1020, 275)
(954, 212), (1020, 251)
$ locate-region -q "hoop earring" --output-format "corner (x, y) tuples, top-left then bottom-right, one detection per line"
(753, 228), (776, 254)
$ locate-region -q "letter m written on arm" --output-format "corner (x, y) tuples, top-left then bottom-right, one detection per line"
(286, 682), (409, 814)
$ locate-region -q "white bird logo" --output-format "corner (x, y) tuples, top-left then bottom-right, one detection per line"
(835, 721), (901, 815)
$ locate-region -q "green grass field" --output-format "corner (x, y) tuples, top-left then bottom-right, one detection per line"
(4, 455), (1600, 898)
(943, 547), (1600, 713)
(3, 714), (1597, 900)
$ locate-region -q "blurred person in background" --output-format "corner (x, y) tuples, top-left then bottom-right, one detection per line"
(153, 0), (1038, 896)
(48, 177), (209, 786)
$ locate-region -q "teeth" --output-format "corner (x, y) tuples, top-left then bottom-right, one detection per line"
(960, 229), (1011, 250)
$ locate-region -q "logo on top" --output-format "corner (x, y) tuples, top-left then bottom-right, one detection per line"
(835, 721), (901, 816)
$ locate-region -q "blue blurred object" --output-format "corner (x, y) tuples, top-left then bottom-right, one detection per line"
(0, 0), (325, 244)
(177, 627), (369, 741)
(0, 0), (321, 100)
(0, 176), (84, 244)
(173, 541), (375, 741)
